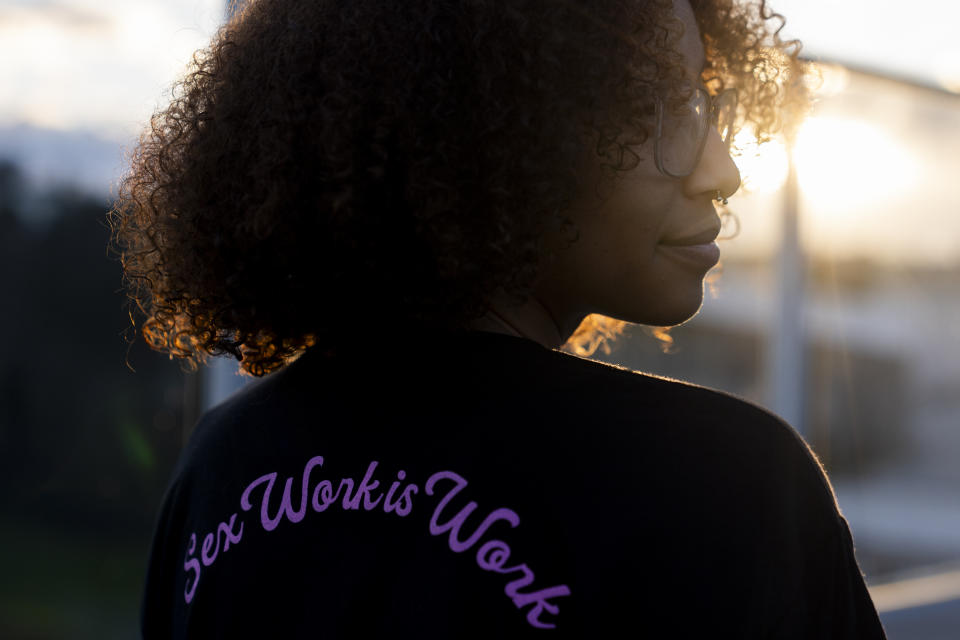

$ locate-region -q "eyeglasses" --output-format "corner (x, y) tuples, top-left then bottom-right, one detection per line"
(654, 87), (737, 178)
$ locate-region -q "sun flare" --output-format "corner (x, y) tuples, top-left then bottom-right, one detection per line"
(732, 116), (919, 213)
(793, 117), (919, 212)
(732, 130), (789, 194)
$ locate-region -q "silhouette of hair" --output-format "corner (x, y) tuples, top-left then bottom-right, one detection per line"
(109, 0), (806, 376)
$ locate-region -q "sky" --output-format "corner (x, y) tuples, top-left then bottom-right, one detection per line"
(2, 0), (960, 137)
(771, 0), (960, 92)
(0, 0), (224, 138)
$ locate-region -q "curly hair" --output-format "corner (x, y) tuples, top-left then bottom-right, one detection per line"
(109, 0), (807, 377)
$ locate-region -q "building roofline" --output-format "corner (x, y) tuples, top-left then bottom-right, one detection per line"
(800, 55), (960, 99)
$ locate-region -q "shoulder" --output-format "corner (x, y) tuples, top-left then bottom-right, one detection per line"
(517, 348), (866, 633)
(544, 346), (812, 447)
(536, 347), (841, 519)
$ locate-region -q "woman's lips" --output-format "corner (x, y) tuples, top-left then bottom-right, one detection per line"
(659, 224), (721, 247)
(658, 241), (721, 269)
(658, 222), (722, 270)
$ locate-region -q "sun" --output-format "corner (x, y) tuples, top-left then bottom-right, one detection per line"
(793, 117), (919, 212)
(731, 116), (918, 210)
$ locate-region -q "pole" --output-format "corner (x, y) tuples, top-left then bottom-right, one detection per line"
(768, 146), (805, 434)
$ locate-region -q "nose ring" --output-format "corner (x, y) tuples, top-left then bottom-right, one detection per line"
(715, 190), (728, 206)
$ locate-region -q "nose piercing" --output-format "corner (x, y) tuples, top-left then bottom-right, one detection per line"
(715, 190), (728, 206)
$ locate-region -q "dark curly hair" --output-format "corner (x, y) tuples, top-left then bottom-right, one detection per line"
(109, 0), (807, 377)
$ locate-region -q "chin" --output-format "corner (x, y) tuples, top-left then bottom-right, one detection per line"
(629, 285), (706, 327)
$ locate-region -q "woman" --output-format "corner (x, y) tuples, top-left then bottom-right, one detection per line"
(111, 0), (887, 637)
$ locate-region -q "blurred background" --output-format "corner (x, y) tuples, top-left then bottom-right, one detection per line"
(1, 0), (958, 637)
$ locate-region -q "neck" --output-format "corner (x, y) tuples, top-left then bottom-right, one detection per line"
(470, 295), (574, 350)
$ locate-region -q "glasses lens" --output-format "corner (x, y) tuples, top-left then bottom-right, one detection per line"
(658, 91), (708, 177)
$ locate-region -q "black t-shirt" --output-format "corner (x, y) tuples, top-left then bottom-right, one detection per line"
(141, 328), (887, 638)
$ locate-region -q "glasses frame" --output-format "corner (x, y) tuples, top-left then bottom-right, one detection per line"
(654, 87), (738, 179)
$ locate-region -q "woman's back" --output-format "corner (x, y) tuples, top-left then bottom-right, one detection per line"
(142, 327), (883, 638)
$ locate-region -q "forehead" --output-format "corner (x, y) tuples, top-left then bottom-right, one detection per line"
(673, 0), (706, 75)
